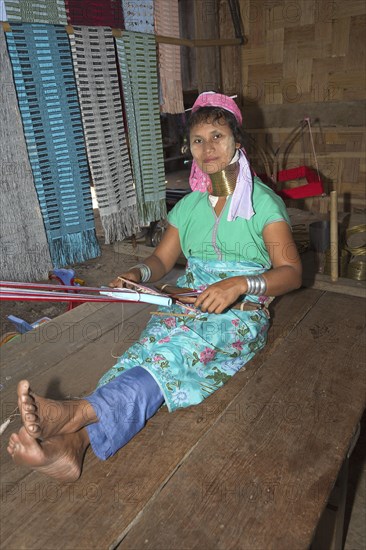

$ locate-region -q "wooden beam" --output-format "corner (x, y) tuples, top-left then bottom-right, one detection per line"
(302, 273), (366, 297)
(155, 34), (242, 47)
(155, 34), (193, 47)
(194, 37), (243, 46)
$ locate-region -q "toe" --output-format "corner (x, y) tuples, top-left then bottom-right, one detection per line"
(9, 432), (20, 444)
(7, 444), (14, 456)
(25, 412), (38, 423)
(23, 402), (36, 413)
(18, 380), (30, 398)
(28, 424), (40, 434)
(8, 432), (20, 453)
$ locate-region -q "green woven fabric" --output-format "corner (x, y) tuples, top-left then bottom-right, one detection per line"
(116, 32), (167, 226)
(4, 0), (67, 24)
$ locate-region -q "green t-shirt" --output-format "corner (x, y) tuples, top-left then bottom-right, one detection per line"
(168, 177), (290, 268)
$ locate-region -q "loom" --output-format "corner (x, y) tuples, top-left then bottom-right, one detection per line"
(0, 281), (173, 308)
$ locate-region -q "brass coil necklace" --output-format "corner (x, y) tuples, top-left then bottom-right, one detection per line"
(209, 152), (240, 197)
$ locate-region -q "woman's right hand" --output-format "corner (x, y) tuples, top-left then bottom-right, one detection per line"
(109, 268), (141, 289)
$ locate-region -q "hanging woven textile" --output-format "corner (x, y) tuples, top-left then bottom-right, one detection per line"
(121, 0), (154, 33)
(65, 0), (123, 28)
(154, 0), (184, 114)
(5, 24), (100, 267)
(3, 0), (67, 24)
(69, 26), (139, 242)
(116, 32), (167, 226)
(1, 1), (7, 20)
(0, 27), (52, 281)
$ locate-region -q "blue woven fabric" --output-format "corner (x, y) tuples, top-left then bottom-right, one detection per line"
(1, 26), (53, 282)
(5, 24), (100, 267)
(116, 32), (167, 226)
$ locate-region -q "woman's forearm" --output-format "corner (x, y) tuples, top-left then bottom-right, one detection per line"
(260, 265), (302, 296)
(140, 254), (170, 283)
(223, 265), (301, 302)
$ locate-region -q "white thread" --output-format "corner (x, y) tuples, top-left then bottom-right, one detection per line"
(0, 407), (19, 436)
(0, 419), (11, 436)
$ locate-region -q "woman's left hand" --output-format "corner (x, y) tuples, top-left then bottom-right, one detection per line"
(194, 277), (246, 314)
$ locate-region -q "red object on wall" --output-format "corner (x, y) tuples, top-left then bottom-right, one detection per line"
(276, 166), (324, 199)
(65, 0), (124, 28)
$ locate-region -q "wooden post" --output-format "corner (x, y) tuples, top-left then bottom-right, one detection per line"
(330, 190), (339, 282)
(219, 0), (242, 96)
(194, 0), (221, 92)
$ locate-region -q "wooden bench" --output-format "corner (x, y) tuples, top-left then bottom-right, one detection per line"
(1, 287), (365, 549)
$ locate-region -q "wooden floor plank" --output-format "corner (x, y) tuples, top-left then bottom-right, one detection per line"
(1, 301), (108, 359)
(0, 288), (323, 550)
(0, 302), (141, 381)
(0, 306), (155, 487)
(118, 292), (366, 550)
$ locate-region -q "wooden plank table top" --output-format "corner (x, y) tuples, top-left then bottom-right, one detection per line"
(0, 288), (365, 550)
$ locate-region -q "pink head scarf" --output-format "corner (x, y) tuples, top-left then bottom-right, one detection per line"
(188, 91), (254, 221)
(191, 91), (243, 124)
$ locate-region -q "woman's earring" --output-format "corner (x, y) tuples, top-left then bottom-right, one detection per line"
(181, 137), (189, 155)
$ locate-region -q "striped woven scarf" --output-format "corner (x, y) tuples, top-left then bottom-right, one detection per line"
(154, 0), (184, 114)
(116, 32), (167, 226)
(4, 0), (67, 24)
(0, 27), (52, 281)
(65, 0), (123, 27)
(1, 1), (7, 20)
(121, 0), (154, 33)
(5, 24), (100, 267)
(69, 26), (139, 242)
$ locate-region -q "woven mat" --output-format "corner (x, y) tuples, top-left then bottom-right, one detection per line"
(4, 0), (67, 24)
(116, 31), (167, 226)
(0, 26), (52, 281)
(70, 26), (139, 243)
(154, 0), (184, 114)
(65, 0), (123, 27)
(121, 0), (154, 33)
(5, 23), (100, 267)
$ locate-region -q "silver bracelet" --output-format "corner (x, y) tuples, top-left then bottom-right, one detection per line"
(131, 263), (151, 283)
(245, 275), (267, 296)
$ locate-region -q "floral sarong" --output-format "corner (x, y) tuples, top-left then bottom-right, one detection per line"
(98, 258), (270, 411)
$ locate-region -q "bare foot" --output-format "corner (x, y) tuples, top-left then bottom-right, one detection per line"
(17, 380), (97, 439)
(7, 426), (89, 482)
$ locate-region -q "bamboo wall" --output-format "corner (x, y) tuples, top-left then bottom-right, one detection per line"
(233, 0), (366, 210)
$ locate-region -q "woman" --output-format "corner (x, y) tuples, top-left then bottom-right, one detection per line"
(7, 93), (302, 481)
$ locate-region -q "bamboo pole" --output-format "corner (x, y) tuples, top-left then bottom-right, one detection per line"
(330, 190), (339, 282)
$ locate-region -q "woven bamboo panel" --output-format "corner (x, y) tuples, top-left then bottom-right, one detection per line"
(238, 0), (366, 209)
(239, 1), (366, 104)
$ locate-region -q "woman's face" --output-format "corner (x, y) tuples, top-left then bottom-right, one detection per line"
(189, 117), (240, 174)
